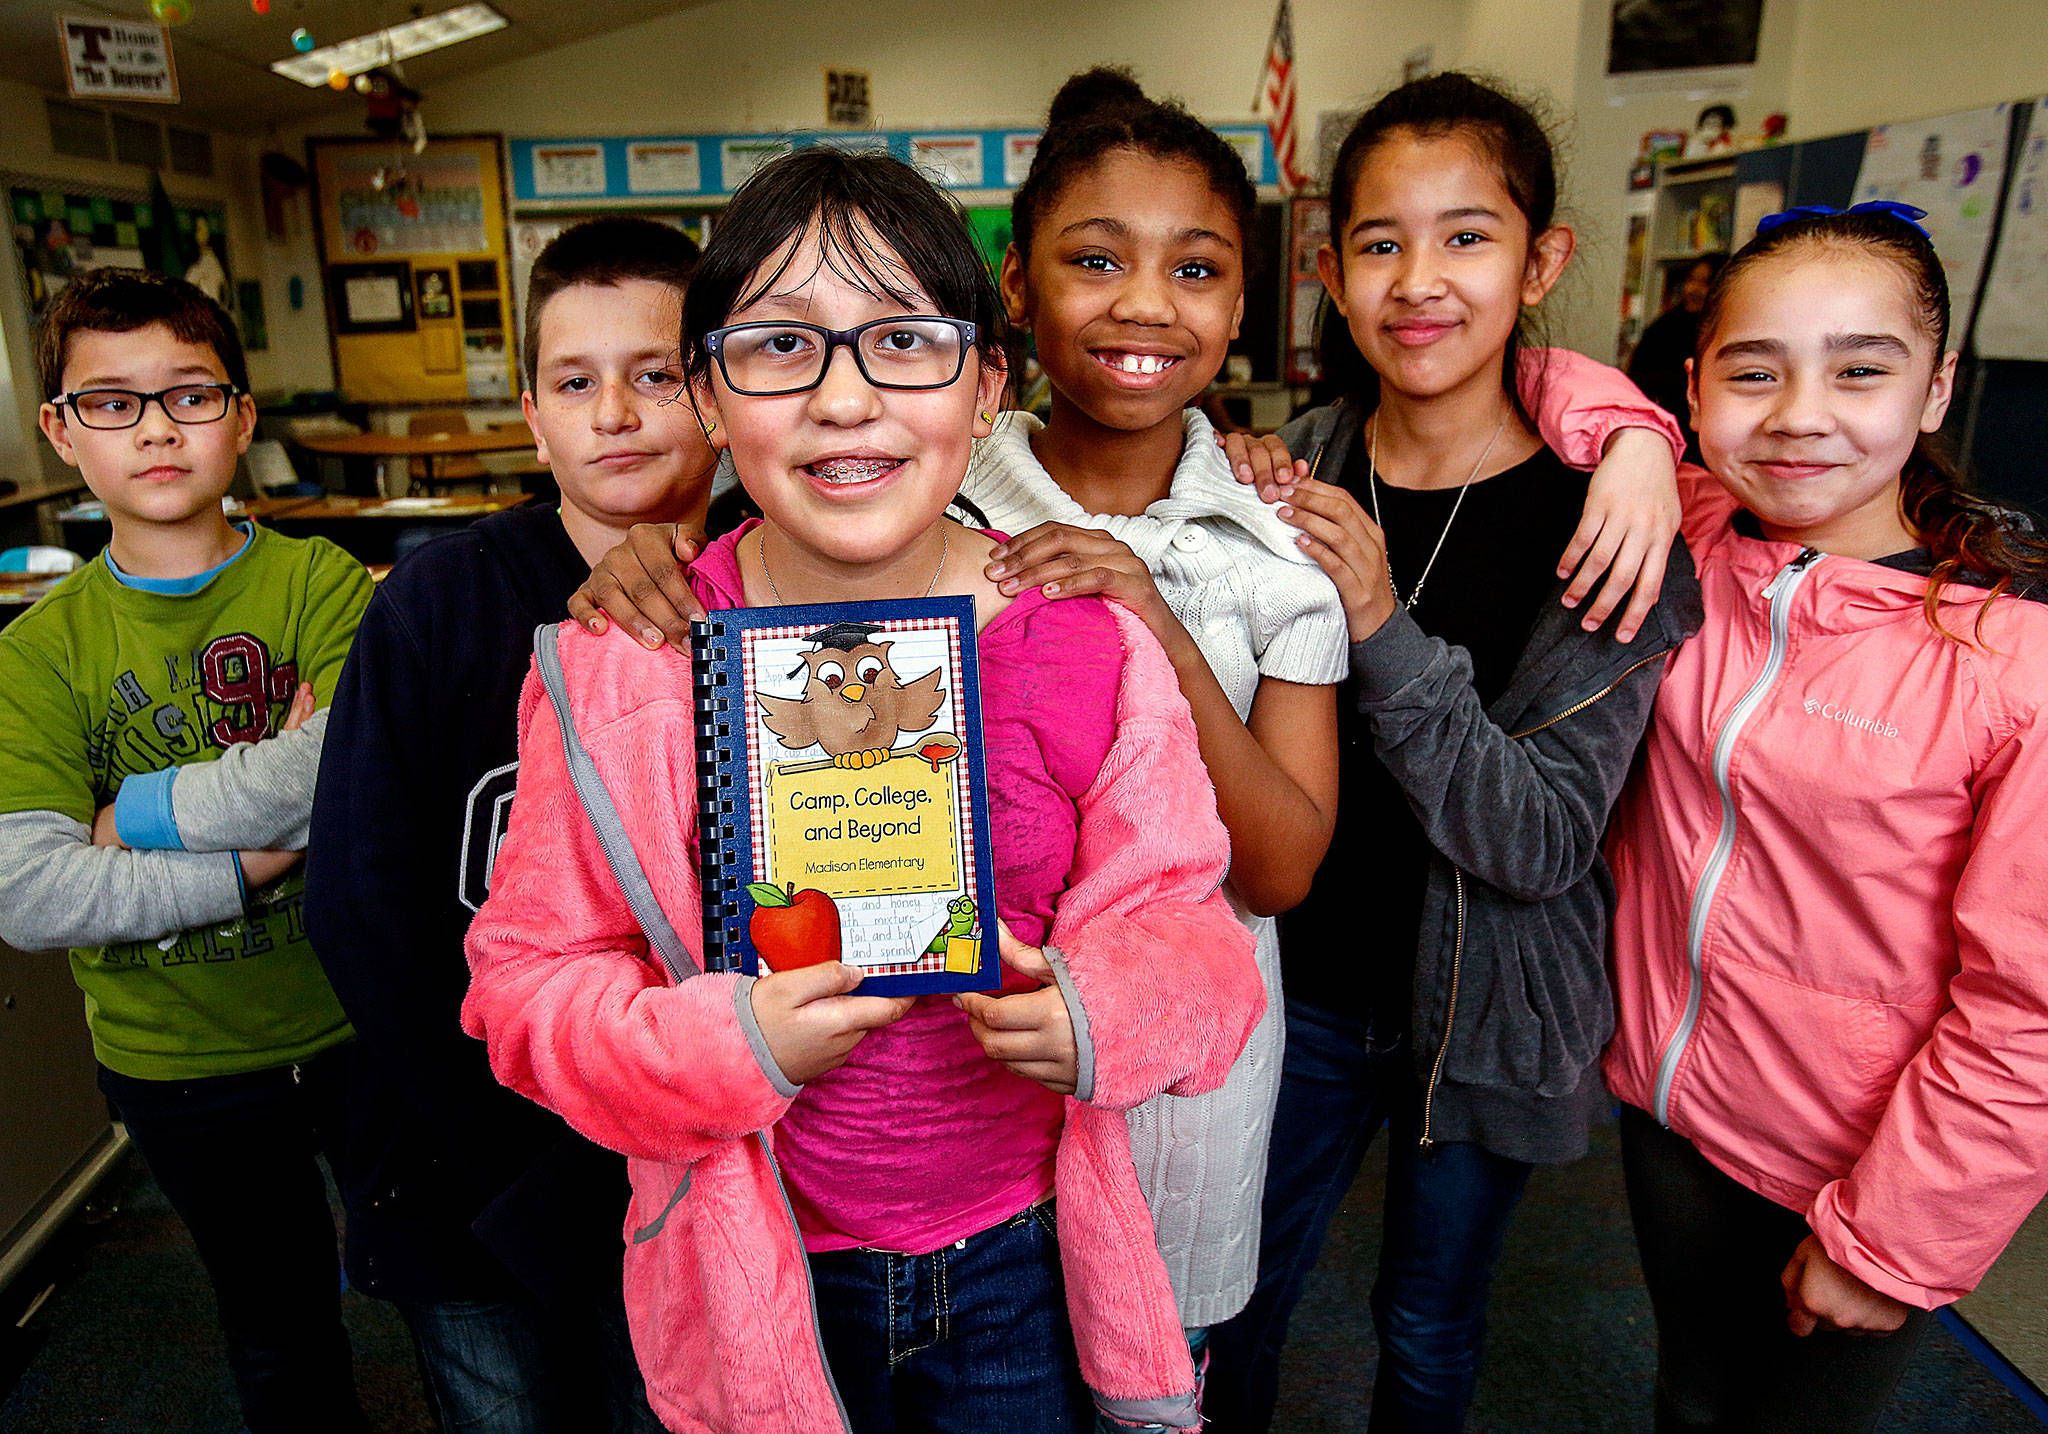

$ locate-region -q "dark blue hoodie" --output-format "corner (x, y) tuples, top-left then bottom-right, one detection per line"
(306, 503), (620, 1304)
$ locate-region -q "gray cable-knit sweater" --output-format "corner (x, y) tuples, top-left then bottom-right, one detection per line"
(965, 409), (1348, 1327)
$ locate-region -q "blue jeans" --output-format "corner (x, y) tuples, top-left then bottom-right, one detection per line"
(1203, 1001), (1533, 1433)
(809, 1199), (1093, 1434)
(398, 1282), (661, 1434)
(98, 1046), (367, 1434)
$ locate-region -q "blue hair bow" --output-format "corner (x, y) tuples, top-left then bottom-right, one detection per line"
(1755, 200), (1932, 240)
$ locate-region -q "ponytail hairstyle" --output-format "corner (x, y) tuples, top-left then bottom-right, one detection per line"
(1010, 65), (1257, 264)
(1318, 72), (1561, 423)
(1697, 209), (2048, 638)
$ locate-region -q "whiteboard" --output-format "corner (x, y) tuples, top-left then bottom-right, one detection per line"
(1852, 104), (2009, 350)
(1975, 99), (2048, 362)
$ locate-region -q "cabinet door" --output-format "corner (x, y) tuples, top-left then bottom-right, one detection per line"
(0, 939), (116, 1277)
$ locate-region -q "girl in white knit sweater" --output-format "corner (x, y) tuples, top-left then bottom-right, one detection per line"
(939, 67), (1682, 1431)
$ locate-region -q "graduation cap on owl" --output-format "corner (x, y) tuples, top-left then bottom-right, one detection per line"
(787, 621), (887, 678)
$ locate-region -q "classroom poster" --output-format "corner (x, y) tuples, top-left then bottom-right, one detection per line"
(722, 139), (791, 191)
(1974, 99), (2048, 362)
(1004, 135), (1040, 187)
(1852, 105), (2009, 346)
(910, 136), (984, 188)
(530, 143), (607, 197)
(626, 141), (700, 194)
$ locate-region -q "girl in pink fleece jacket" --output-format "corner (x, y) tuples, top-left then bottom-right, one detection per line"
(1605, 204), (2048, 1434)
(462, 148), (1262, 1434)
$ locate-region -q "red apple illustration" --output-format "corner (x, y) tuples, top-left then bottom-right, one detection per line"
(746, 882), (842, 971)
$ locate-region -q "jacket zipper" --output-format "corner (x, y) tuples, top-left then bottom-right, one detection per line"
(1419, 868), (1466, 1148)
(545, 656), (853, 1431)
(757, 1133), (856, 1433)
(1418, 644), (1674, 1148)
(1508, 649), (1672, 740)
(1651, 547), (1822, 1126)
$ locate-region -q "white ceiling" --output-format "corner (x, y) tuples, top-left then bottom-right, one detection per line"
(1, 1), (712, 132)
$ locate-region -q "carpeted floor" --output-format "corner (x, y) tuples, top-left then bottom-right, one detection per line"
(0, 1112), (2038, 1432)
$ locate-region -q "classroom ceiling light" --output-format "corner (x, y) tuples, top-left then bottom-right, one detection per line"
(269, 4), (508, 87)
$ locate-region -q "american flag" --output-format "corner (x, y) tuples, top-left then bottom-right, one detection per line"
(1254, 0), (1310, 193)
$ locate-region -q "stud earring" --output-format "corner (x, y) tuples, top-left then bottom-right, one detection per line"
(979, 411), (992, 423)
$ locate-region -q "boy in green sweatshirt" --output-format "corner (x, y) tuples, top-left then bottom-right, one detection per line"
(0, 268), (371, 1433)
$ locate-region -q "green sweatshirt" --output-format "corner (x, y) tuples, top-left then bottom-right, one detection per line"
(0, 525), (370, 1079)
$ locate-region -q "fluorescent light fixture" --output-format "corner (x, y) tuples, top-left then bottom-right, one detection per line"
(271, 4), (507, 86)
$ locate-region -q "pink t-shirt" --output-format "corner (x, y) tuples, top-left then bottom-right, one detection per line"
(690, 522), (1123, 1254)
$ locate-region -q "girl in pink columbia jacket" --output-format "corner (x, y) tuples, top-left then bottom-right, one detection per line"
(461, 149), (1261, 1434)
(1604, 203), (2048, 1434)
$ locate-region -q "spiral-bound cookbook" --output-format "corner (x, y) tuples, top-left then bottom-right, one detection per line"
(691, 596), (1000, 995)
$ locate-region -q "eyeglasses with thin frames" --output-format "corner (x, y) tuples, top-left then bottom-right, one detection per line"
(701, 317), (978, 397)
(53, 383), (242, 431)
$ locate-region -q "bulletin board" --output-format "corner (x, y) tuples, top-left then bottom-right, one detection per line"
(9, 185), (226, 318)
(510, 126), (1279, 204)
(1975, 98), (2048, 362)
(309, 135), (518, 404)
(1851, 104), (2011, 350)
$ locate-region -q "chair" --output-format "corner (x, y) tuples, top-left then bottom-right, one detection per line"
(284, 415), (368, 494)
(406, 411), (489, 494)
(0, 546), (83, 575)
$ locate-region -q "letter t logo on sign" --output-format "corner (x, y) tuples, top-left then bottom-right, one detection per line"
(66, 21), (112, 62)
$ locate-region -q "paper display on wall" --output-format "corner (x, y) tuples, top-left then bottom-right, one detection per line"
(722, 140), (791, 192)
(333, 151), (489, 255)
(1974, 99), (2048, 362)
(1004, 135), (1039, 188)
(1852, 105), (2009, 349)
(342, 273), (405, 324)
(910, 136), (983, 188)
(627, 141), (701, 194)
(531, 143), (607, 197)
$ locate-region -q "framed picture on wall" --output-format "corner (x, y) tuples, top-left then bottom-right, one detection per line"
(1607, 0), (1763, 76)
(415, 266), (454, 319)
(328, 260), (417, 334)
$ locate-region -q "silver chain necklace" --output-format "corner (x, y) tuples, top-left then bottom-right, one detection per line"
(756, 525), (950, 604)
(1367, 408), (1510, 611)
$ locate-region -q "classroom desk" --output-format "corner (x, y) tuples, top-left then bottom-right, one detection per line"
(0, 573), (64, 630)
(290, 424), (540, 493)
(58, 493), (532, 568)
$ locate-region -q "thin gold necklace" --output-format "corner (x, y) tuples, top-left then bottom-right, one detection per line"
(756, 526), (951, 604)
(1367, 408), (1510, 611)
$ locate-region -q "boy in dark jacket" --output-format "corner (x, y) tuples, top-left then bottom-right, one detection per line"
(305, 218), (724, 1431)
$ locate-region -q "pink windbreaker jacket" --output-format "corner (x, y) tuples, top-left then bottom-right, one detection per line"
(462, 595), (1263, 1432)
(1604, 465), (2048, 1308)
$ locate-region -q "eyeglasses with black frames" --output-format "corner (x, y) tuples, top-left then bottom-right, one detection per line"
(53, 383), (242, 431)
(701, 318), (977, 397)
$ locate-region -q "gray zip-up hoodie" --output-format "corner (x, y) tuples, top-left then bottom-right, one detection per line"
(1280, 400), (1705, 1162)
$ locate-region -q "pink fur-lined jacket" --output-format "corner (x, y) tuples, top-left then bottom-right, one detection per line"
(461, 587), (1262, 1433)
